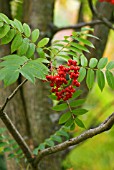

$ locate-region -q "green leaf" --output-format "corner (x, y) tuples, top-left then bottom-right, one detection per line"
(51, 135), (62, 143)
(71, 90), (82, 100)
(8, 153), (15, 159)
(14, 19), (24, 33)
(38, 38), (49, 48)
(33, 144), (45, 154)
(0, 13), (10, 24)
(72, 109), (88, 115)
(56, 130), (69, 138)
(70, 123), (75, 130)
(0, 128), (6, 133)
(75, 117), (85, 128)
(65, 117), (74, 127)
(26, 43), (35, 59)
(36, 48), (45, 58)
(80, 55), (88, 67)
(31, 29), (39, 43)
(89, 58), (98, 68)
(0, 142), (7, 147)
(106, 70), (114, 90)
(97, 58), (108, 69)
(0, 21), (3, 27)
(78, 67), (86, 82)
(86, 69), (94, 89)
(11, 33), (23, 53)
(18, 38), (29, 56)
(106, 61), (114, 70)
(4, 70), (19, 86)
(52, 103), (68, 111)
(23, 23), (31, 37)
(70, 99), (85, 107)
(36, 58), (50, 63)
(45, 139), (54, 147)
(1, 29), (16, 44)
(59, 112), (71, 124)
(0, 24), (10, 38)
(19, 66), (35, 83)
(86, 34), (99, 40)
(96, 70), (105, 91)
(73, 37), (94, 48)
(68, 46), (82, 54)
(70, 42), (90, 53)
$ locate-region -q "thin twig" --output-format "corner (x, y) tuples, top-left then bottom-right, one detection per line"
(34, 112), (114, 165)
(50, 20), (103, 32)
(1, 79), (27, 111)
(88, 0), (114, 30)
(0, 110), (35, 169)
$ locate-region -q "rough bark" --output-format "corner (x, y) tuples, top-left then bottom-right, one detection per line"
(0, 1), (32, 170)
(22, 0), (62, 170)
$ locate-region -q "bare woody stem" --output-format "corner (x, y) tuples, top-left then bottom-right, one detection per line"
(88, 0), (114, 30)
(34, 112), (114, 165)
(0, 110), (35, 168)
(1, 79), (27, 111)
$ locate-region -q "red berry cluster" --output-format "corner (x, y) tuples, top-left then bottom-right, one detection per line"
(46, 59), (80, 101)
(99, 0), (114, 4)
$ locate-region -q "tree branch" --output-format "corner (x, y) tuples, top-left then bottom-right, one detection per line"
(50, 20), (103, 33)
(1, 79), (27, 111)
(88, 0), (114, 30)
(34, 112), (114, 165)
(0, 110), (35, 169)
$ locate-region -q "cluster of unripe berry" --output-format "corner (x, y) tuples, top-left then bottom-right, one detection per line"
(99, 0), (114, 4)
(46, 59), (80, 101)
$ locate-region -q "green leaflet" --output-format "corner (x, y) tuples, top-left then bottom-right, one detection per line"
(18, 38), (29, 56)
(1, 29), (16, 44)
(97, 58), (108, 69)
(26, 43), (35, 59)
(70, 42), (90, 53)
(106, 61), (114, 70)
(14, 19), (24, 33)
(11, 33), (23, 53)
(72, 108), (88, 115)
(86, 69), (94, 89)
(96, 70), (105, 91)
(4, 70), (19, 86)
(78, 67), (86, 82)
(106, 70), (114, 90)
(70, 99), (86, 107)
(51, 135), (62, 143)
(89, 58), (98, 68)
(0, 13), (10, 24)
(75, 117), (85, 128)
(45, 139), (54, 147)
(52, 103), (68, 111)
(37, 48), (45, 58)
(73, 36), (94, 48)
(80, 55), (88, 67)
(0, 24), (10, 38)
(23, 23), (31, 37)
(71, 90), (82, 100)
(38, 38), (49, 47)
(31, 29), (39, 42)
(59, 112), (71, 124)
(0, 21), (3, 27)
